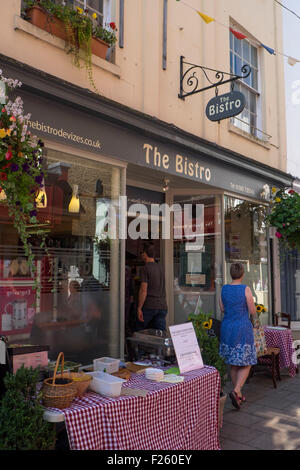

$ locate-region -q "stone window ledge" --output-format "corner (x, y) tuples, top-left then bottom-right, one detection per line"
(14, 15), (121, 79)
(228, 122), (271, 150)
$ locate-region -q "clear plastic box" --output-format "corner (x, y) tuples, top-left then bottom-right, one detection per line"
(93, 357), (120, 374)
(89, 371), (125, 397)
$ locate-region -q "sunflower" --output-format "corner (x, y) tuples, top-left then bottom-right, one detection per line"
(203, 319), (213, 329)
(256, 304), (267, 314)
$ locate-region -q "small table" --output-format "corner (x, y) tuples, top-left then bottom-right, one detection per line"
(43, 366), (220, 450)
(263, 326), (297, 377)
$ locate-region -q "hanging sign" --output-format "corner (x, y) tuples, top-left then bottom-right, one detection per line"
(206, 90), (246, 122)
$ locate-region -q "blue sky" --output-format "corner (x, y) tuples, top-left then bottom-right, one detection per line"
(282, 0), (300, 178)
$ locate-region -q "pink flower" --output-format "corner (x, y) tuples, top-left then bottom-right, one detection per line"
(275, 232), (283, 239)
(282, 223), (286, 227)
(5, 151), (12, 160)
(289, 189), (295, 195)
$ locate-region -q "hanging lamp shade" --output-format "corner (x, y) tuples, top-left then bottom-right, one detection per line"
(68, 184), (80, 213)
(36, 178), (47, 209)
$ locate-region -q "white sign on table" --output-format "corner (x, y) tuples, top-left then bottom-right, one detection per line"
(169, 322), (203, 374)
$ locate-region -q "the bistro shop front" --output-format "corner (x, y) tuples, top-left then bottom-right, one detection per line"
(0, 56), (293, 366)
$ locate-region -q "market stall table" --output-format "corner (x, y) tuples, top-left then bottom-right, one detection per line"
(43, 366), (220, 450)
(263, 326), (297, 377)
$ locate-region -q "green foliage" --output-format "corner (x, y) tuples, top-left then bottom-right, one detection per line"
(188, 311), (227, 389)
(266, 188), (300, 251)
(0, 365), (56, 450)
(0, 72), (47, 291)
(93, 24), (117, 47)
(23, 0), (117, 91)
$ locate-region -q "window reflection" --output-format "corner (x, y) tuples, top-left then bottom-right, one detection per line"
(224, 196), (268, 322)
(0, 149), (121, 365)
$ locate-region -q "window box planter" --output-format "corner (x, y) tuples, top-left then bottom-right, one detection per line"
(91, 37), (110, 60)
(25, 5), (67, 42)
(25, 5), (110, 60)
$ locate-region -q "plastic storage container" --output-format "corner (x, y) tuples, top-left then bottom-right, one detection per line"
(89, 371), (125, 397)
(93, 357), (120, 374)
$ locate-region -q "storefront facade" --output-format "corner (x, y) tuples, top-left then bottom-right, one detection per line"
(0, 56), (293, 364)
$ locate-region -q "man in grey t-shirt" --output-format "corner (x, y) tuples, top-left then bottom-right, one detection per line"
(137, 242), (168, 331)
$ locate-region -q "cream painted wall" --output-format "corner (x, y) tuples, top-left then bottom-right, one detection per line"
(1, 0), (287, 172)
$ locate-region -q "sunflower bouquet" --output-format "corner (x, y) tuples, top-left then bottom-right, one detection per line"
(255, 304), (267, 316)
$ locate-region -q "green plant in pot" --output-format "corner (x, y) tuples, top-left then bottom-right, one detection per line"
(0, 365), (56, 450)
(188, 311), (227, 392)
(23, 1), (117, 92)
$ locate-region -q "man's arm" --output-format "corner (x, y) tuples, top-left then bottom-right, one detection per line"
(137, 282), (148, 322)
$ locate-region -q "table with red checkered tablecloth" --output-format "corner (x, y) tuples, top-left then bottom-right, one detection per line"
(263, 326), (297, 377)
(47, 366), (220, 450)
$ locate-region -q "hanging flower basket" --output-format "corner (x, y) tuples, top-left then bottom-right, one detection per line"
(266, 187), (300, 251)
(0, 70), (47, 283)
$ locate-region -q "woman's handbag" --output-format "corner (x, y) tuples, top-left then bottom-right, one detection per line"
(252, 314), (268, 357)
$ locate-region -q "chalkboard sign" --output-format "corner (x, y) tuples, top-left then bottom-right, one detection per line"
(206, 91), (246, 122)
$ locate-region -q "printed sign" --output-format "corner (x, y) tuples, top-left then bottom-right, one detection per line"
(169, 322), (204, 373)
(206, 90), (246, 122)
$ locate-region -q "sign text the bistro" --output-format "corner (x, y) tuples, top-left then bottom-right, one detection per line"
(143, 143), (211, 182)
(206, 90), (246, 122)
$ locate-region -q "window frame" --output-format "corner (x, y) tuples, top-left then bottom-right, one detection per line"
(230, 29), (263, 139)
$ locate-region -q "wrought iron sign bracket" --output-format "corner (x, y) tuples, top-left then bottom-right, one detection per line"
(178, 56), (251, 100)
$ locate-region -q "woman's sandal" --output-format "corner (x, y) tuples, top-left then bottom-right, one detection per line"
(241, 395), (246, 404)
(229, 390), (241, 410)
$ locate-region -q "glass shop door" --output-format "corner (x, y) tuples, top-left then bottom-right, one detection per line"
(171, 193), (223, 324)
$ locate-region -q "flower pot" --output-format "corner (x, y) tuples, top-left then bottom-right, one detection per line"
(91, 37), (109, 59)
(219, 393), (227, 428)
(26, 5), (68, 42)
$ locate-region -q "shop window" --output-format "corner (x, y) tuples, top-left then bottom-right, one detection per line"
(230, 30), (263, 139)
(173, 195), (223, 323)
(224, 196), (268, 322)
(0, 149), (123, 366)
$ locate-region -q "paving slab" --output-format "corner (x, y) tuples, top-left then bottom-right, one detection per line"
(220, 438), (257, 451)
(220, 368), (300, 450)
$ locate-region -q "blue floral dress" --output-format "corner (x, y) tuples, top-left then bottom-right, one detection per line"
(219, 284), (257, 366)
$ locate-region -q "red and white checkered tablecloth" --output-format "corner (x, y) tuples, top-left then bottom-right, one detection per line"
(48, 366), (220, 450)
(263, 326), (297, 377)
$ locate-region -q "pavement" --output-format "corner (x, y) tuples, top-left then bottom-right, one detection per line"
(220, 367), (300, 450)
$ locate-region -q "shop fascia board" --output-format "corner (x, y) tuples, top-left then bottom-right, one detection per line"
(0, 54), (293, 189)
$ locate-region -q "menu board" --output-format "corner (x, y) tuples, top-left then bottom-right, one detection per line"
(169, 323), (203, 374)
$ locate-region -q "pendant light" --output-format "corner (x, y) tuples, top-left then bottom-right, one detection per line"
(0, 189), (6, 201)
(36, 178), (47, 208)
(68, 184), (80, 213)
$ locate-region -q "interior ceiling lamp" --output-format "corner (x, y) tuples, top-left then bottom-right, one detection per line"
(163, 179), (170, 192)
(68, 184), (80, 213)
(0, 189), (6, 201)
(35, 178), (47, 208)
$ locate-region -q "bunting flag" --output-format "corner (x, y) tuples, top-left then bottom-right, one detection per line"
(176, 1), (299, 66)
(260, 43), (276, 55)
(230, 28), (247, 40)
(197, 11), (215, 24)
(288, 56), (299, 66)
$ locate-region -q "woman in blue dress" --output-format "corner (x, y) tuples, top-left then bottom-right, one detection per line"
(219, 262), (257, 409)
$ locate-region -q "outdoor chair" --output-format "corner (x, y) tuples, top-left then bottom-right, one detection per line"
(248, 347), (281, 389)
(274, 312), (291, 329)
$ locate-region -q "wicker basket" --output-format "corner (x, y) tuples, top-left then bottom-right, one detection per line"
(42, 352), (77, 409)
(63, 372), (92, 396)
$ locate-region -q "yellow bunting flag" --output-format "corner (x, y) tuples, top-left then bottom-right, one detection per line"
(197, 11), (215, 24)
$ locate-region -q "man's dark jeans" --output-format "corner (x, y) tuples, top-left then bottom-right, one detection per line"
(136, 308), (167, 331)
